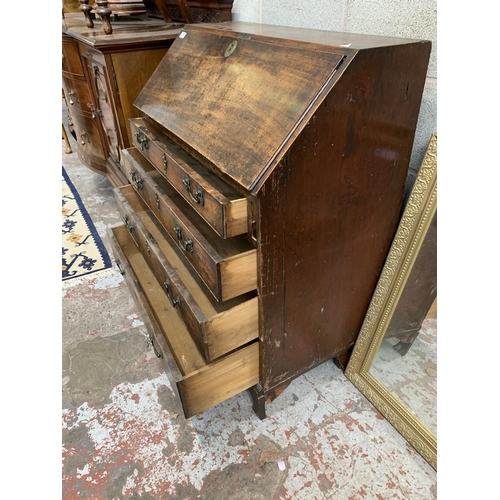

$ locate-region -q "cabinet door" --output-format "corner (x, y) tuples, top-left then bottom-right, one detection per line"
(70, 107), (108, 174)
(84, 58), (122, 166)
(62, 75), (95, 114)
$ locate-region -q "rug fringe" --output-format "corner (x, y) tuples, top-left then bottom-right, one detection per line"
(62, 266), (117, 289)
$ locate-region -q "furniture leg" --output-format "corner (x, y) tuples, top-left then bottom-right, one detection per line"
(62, 124), (72, 154)
(333, 348), (353, 371)
(392, 330), (420, 356)
(248, 384), (266, 420)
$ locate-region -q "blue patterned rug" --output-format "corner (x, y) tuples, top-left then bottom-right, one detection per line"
(62, 167), (113, 286)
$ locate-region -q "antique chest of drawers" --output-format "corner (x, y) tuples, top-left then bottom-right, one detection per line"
(108, 22), (431, 418)
(62, 13), (181, 186)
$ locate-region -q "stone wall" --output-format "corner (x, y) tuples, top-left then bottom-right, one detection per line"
(232, 0), (437, 198)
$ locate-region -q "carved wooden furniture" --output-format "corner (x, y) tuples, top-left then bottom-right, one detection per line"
(108, 22), (431, 419)
(75, 0), (232, 34)
(62, 13), (181, 186)
(77, 1), (148, 34)
(62, 6), (234, 187)
(144, 0), (234, 23)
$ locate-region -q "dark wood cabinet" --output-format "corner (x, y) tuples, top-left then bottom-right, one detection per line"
(108, 22), (431, 419)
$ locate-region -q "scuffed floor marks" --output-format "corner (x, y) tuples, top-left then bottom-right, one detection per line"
(62, 374), (260, 499)
(62, 364), (436, 500)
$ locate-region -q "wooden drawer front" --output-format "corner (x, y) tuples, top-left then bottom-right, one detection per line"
(130, 117), (248, 239)
(108, 225), (259, 418)
(122, 147), (257, 302)
(62, 76), (95, 114)
(62, 40), (84, 77)
(69, 107), (107, 164)
(114, 185), (259, 362)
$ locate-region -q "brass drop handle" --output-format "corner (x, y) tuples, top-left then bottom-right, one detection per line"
(155, 193), (161, 210)
(173, 223), (194, 253)
(162, 153), (168, 171)
(87, 103), (101, 119)
(135, 130), (148, 151)
(123, 215), (134, 233)
(182, 175), (204, 206)
(163, 280), (181, 307)
(130, 169), (143, 190)
(116, 259), (125, 275)
(67, 90), (75, 105)
(80, 132), (88, 145)
(89, 105), (96, 119)
(148, 333), (163, 358)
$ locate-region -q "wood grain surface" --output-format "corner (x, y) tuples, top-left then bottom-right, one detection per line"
(134, 25), (345, 191)
(258, 41), (431, 393)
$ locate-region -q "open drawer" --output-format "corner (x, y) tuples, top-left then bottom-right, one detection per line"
(122, 147), (257, 302)
(114, 184), (259, 362)
(109, 224), (259, 418)
(130, 117), (248, 239)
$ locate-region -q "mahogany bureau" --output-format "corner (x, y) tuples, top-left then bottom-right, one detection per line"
(108, 22), (431, 418)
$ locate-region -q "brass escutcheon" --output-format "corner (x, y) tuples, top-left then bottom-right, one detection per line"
(224, 40), (237, 58)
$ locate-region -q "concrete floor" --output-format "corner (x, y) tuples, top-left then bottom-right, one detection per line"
(61, 108), (437, 499)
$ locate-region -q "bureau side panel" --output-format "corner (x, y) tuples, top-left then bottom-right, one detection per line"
(258, 42), (431, 392)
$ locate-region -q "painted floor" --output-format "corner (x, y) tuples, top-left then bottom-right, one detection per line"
(61, 108), (437, 499)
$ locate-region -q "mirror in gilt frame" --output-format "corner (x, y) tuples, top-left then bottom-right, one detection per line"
(345, 133), (437, 470)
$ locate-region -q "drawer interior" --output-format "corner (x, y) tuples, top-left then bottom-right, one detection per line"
(118, 185), (259, 360)
(111, 225), (259, 417)
(129, 118), (249, 238)
(121, 184), (256, 315)
(132, 117), (244, 201)
(126, 147), (254, 259)
(123, 148), (258, 301)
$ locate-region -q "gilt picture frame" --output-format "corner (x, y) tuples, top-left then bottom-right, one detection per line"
(345, 133), (437, 470)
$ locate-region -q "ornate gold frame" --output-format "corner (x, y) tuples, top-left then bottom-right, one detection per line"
(345, 133), (437, 470)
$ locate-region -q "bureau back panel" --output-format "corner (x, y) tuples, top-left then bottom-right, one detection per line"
(134, 24), (345, 191)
